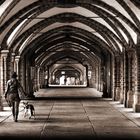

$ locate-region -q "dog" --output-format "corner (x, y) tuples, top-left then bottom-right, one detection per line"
(23, 102), (35, 119)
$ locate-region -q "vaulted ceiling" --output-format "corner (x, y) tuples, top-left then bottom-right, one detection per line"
(0, 0), (140, 68)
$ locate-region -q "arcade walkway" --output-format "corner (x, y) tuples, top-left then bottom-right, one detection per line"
(0, 88), (140, 140)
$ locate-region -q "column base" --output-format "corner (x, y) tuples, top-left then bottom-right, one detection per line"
(0, 95), (4, 111)
(119, 90), (124, 104)
(26, 92), (35, 99)
(0, 101), (3, 111)
(133, 104), (140, 112)
(28, 94), (35, 98)
(133, 93), (140, 112)
(127, 101), (133, 108)
(126, 90), (134, 108)
(102, 92), (108, 98)
(115, 87), (120, 101)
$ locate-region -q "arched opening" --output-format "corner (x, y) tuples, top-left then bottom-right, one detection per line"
(0, 0), (140, 112)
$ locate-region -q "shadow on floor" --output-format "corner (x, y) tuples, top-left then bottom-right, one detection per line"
(0, 135), (139, 140)
(28, 96), (108, 101)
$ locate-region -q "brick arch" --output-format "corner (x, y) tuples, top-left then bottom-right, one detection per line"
(28, 36), (106, 64)
(0, 0), (20, 26)
(0, 0), (46, 32)
(36, 45), (99, 66)
(34, 41), (100, 69)
(53, 66), (81, 77)
(86, 0), (140, 33)
(25, 31), (108, 59)
(1, 1), (139, 53)
(52, 65), (83, 79)
(0, 0), (6, 5)
(36, 46), (99, 66)
(20, 25), (115, 57)
(50, 64), (84, 85)
(1, 2), (138, 51)
(116, 0), (140, 28)
(1, 0), (139, 35)
(81, 3), (135, 47)
(130, 0), (140, 8)
(3, 13), (123, 53)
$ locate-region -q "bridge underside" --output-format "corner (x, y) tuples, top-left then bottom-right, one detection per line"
(0, 1), (140, 112)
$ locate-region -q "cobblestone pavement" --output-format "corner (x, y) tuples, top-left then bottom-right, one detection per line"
(0, 88), (140, 140)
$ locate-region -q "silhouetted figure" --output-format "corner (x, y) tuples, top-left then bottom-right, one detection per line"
(5, 72), (26, 122)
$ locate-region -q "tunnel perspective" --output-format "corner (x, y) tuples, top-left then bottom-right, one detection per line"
(0, 0), (140, 112)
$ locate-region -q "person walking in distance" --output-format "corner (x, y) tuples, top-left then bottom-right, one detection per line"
(5, 72), (27, 122)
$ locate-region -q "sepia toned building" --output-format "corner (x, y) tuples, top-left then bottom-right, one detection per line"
(0, 0), (140, 139)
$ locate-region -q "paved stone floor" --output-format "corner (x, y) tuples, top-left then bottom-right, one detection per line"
(0, 88), (140, 140)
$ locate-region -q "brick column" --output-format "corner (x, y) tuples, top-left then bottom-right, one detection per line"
(114, 55), (121, 101)
(123, 51), (129, 107)
(40, 67), (45, 88)
(0, 50), (9, 93)
(100, 65), (104, 92)
(0, 50), (9, 110)
(39, 67), (44, 88)
(34, 66), (38, 91)
(85, 65), (89, 87)
(133, 48), (140, 112)
(46, 66), (50, 87)
(0, 54), (3, 110)
(97, 65), (101, 91)
(119, 55), (124, 104)
(15, 56), (20, 78)
(126, 49), (134, 108)
(11, 53), (15, 76)
(112, 56), (115, 100)
(37, 67), (40, 89)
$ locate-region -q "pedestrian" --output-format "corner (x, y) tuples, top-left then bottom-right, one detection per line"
(5, 72), (27, 122)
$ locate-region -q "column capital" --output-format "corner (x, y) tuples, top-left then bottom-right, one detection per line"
(115, 55), (121, 63)
(127, 48), (135, 58)
(11, 53), (15, 56)
(15, 56), (20, 61)
(135, 47), (140, 55)
(1, 50), (9, 57)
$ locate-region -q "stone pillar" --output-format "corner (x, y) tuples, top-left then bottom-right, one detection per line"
(37, 67), (40, 89)
(0, 50), (9, 93)
(123, 51), (129, 107)
(10, 53), (15, 76)
(111, 56), (115, 100)
(15, 56), (20, 78)
(39, 67), (44, 88)
(46, 66), (50, 87)
(95, 66), (98, 89)
(126, 49), (134, 108)
(102, 64), (108, 98)
(85, 65), (89, 87)
(34, 66), (38, 91)
(100, 65), (104, 92)
(0, 50), (9, 110)
(133, 48), (140, 112)
(83, 66), (87, 86)
(21, 57), (26, 92)
(41, 68), (45, 88)
(89, 68), (95, 88)
(0, 55), (2, 111)
(119, 55), (124, 104)
(97, 65), (101, 91)
(114, 55), (121, 101)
